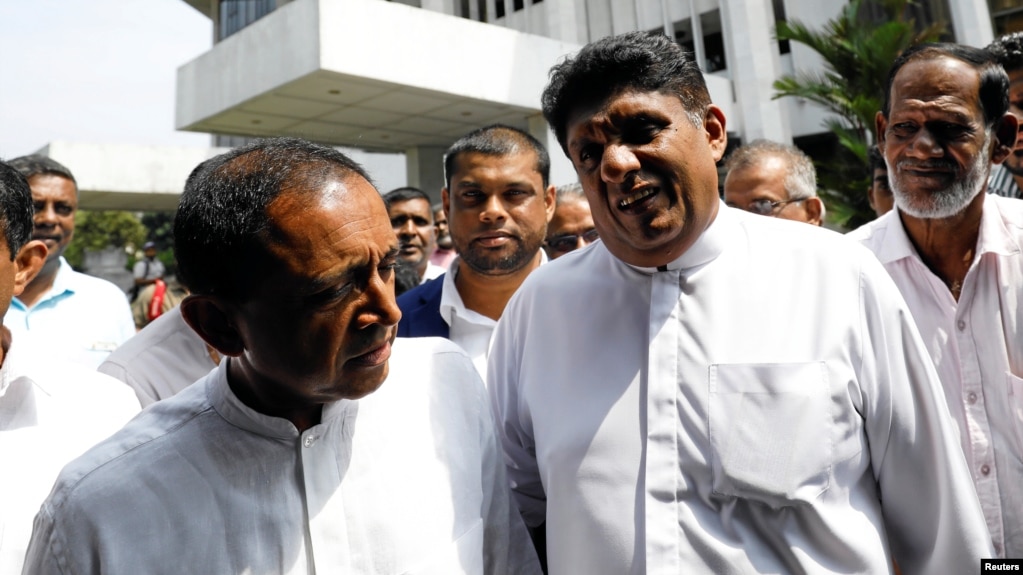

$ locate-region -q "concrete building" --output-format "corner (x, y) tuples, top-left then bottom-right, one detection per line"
(174, 0), (1004, 197)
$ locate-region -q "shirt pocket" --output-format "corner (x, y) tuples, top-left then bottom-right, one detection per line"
(401, 518), (483, 575)
(1007, 371), (1023, 455)
(708, 361), (833, 509)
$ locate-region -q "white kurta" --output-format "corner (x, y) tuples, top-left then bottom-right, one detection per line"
(24, 337), (541, 575)
(488, 204), (992, 574)
(98, 306), (218, 407)
(0, 338), (139, 574)
(849, 193), (1023, 557)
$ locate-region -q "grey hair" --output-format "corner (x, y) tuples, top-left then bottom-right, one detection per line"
(725, 139), (818, 200)
(555, 182), (586, 205)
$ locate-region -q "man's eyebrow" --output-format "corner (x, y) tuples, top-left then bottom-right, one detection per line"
(384, 246), (401, 260)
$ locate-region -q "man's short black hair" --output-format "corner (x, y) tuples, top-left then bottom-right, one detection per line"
(542, 31), (712, 153)
(988, 32), (1023, 74)
(868, 145), (886, 173)
(443, 124), (550, 189)
(7, 154), (77, 187)
(0, 160), (37, 260)
(174, 137), (374, 301)
(882, 43), (1009, 128)
(382, 187), (431, 212)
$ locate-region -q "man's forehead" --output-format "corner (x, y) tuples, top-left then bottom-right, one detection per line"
(389, 197), (430, 212)
(450, 151), (541, 182)
(890, 57), (982, 111)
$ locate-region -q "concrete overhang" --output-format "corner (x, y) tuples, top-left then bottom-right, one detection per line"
(181, 0), (215, 19)
(176, 0), (584, 151)
(38, 141), (228, 211)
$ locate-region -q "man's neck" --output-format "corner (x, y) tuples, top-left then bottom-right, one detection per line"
(454, 252), (543, 321)
(899, 193), (985, 301)
(18, 257), (61, 308)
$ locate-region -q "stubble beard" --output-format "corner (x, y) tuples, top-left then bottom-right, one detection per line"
(890, 134), (991, 219)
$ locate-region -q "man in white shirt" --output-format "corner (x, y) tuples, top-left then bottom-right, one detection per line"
(848, 42), (1023, 558)
(0, 160), (139, 574)
(723, 139), (825, 225)
(987, 32), (1023, 199)
(488, 31), (993, 574)
(23, 138), (541, 575)
(397, 125), (555, 376)
(4, 156), (135, 369)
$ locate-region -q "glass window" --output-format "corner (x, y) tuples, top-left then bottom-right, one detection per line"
(218, 0), (276, 41)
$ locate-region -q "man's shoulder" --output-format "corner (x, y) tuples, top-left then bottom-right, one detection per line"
(64, 266), (131, 303)
(845, 211), (896, 250)
(989, 193), (1023, 232)
(397, 274), (445, 308)
(97, 307), (215, 402)
(396, 275), (447, 337)
(100, 307), (192, 367)
(12, 343), (140, 418)
(40, 379), (214, 506)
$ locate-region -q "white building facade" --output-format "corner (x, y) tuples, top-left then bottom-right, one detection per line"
(176, 0), (1004, 194)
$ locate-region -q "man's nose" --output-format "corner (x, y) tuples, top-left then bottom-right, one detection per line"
(398, 219), (416, 237)
(35, 204), (58, 224)
(601, 143), (641, 184)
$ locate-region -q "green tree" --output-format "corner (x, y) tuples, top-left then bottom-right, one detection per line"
(140, 211), (177, 275)
(64, 210), (148, 270)
(772, 0), (946, 229)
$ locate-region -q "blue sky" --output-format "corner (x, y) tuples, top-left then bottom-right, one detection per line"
(0, 0), (212, 158)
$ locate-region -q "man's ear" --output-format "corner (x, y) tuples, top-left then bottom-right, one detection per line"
(803, 197), (824, 227)
(704, 105), (728, 161)
(991, 113), (1019, 165)
(441, 187), (450, 221)
(179, 294), (245, 357)
(544, 184), (556, 222)
(13, 240), (47, 296)
(875, 111), (889, 156)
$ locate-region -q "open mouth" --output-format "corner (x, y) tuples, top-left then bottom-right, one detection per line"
(618, 187), (658, 210)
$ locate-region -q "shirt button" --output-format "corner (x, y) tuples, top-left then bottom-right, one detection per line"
(303, 435), (316, 448)
(967, 392), (978, 404)
(957, 320), (966, 331)
(981, 464), (991, 476)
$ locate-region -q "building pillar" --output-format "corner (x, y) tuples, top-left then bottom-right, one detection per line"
(405, 145), (447, 202)
(528, 114), (577, 188)
(719, 0), (791, 143)
(948, 0), (994, 47)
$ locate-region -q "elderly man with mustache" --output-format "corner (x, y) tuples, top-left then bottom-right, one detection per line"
(849, 42), (1023, 559)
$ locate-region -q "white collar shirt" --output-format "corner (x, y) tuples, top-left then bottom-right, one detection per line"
(848, 193), (1023, 557)
(489, 204), (992, 574)
(5, 257), (136, 369)
(98, 306), (218, 407)
(422, 261), (446, 283)
(24, 337), (541, 575)
(0, 337), (139, 574)
(440, 253), (546, 378)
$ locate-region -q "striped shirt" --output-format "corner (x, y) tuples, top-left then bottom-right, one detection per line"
(988, 163), (1023, 199)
